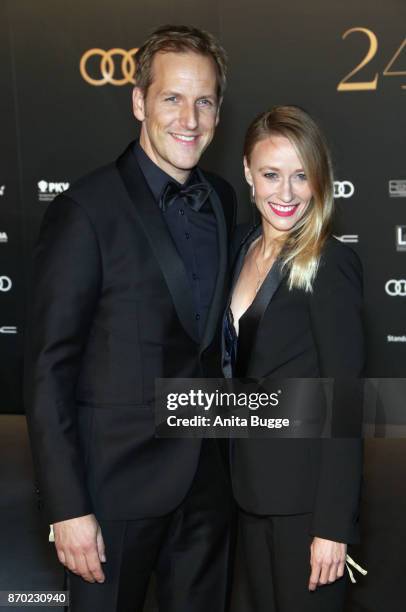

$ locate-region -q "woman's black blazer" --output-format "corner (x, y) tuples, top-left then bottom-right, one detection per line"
(229, 226), (365, 544)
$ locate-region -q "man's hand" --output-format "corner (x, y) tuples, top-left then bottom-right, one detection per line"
(53, 513), (106, 583)
(308, 537), (346, 591)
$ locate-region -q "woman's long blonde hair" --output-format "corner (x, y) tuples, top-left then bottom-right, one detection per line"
(244, 105), (334, 292)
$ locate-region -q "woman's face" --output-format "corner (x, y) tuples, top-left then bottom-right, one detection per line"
(244, 135), (313, 239)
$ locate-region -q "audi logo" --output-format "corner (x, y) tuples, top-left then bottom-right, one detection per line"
(80, 48), (138, 86)
(0, 276), (12, 292)
(334, 181), (355, 199)
(385, 279), (406, 296)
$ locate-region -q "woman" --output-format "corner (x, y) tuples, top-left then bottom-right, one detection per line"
(226, 106), (364, 611)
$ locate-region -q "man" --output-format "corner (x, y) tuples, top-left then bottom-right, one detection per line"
(25, 25), (236, 612)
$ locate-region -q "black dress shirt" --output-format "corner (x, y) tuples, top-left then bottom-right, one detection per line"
(134, 141), (218, 338)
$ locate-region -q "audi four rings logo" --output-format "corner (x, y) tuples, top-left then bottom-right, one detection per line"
(0, 276), (12, 292)
(334, 181), (355, 198)
(80, 48), (139, 86)
(385, 280), (406, 296)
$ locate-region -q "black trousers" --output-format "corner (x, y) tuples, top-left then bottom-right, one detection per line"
(67, 440), (235, 612)
(231, 510), (347, 612)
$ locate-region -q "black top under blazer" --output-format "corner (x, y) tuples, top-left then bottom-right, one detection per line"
(228, 225), (365, 544)
(24, 143), (236, 525)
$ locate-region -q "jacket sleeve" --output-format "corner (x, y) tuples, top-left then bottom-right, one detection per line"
(25, 195), (102, 524)
(308, 242), (365, 544)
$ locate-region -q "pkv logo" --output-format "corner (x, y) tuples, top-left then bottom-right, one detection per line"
(334, 181), (355, 199)
(385, 279), (406, 296)
(38, 180), (70, 202)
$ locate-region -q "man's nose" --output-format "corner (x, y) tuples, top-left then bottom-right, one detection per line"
(179, 102), (198, 131)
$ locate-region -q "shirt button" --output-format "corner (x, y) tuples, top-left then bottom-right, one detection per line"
(195, 314), (201, 321)
(185, 232), (190, 239)
(192, 273), (198, 281)
(179, 209), (185, 215)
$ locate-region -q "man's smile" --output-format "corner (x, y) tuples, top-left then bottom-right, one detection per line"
(170, 133), (200, 145)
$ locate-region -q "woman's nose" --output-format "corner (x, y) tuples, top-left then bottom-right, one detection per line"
(278, 178), (294, 203)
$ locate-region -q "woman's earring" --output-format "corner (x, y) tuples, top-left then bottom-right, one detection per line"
(250, 184), (255, 203)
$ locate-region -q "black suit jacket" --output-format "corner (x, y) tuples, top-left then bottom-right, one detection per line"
(227, 225), (364, 544)
(25, 143), (236, 525)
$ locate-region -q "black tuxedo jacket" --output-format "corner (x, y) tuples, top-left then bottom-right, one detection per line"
(25, 143), (236, 525)
(227, 226), (364, 544)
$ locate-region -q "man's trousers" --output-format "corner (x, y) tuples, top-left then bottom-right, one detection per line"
(67, 440), (235, 612)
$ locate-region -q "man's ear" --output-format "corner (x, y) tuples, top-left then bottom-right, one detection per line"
(132, 87), (146, 121)
(243, 156), (253, 186)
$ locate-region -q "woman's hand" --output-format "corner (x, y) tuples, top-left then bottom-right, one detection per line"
(308, 537), (347, 591)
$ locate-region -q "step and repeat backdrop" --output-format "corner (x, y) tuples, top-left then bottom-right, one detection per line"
(0, 0), (405, 610)
(1, 1), (405, 406)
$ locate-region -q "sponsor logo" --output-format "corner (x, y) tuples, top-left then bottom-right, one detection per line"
(0, 232), (8, 243)
(334, 181), (355, 199)
(387, 335), (406, 343)
(38, 180), (70, 202)
(80, 48), (139, 86)
(385, 279), (406, 296)
(389, 180), (406, 198)
(0, 276), (12, 292)
(396, 226), (406, 252)
(334, 234), (359, 244)
(0, 326), (17, 334)
(0, 185), (5, 196)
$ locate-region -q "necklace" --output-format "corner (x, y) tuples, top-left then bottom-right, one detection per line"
(252, 240), (276, 293)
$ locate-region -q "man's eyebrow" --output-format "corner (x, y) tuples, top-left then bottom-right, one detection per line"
(160, 90), (181, 97)
(159, 90), (217, 100)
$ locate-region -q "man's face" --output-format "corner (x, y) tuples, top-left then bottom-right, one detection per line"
(133, 51), (220, 183)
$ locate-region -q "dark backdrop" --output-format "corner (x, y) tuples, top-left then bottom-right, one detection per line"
(1, 0), (405, 406)
(0, 1), (405, 610)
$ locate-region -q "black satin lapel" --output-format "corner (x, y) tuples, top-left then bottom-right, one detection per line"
(230, 224), (262, 302)
(220, 224), (261, 372)
(248, 259), (284, 325)
(116, 146), (199, 343)
(238, 261), (285, 375)
(197, 169), (228, 352)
